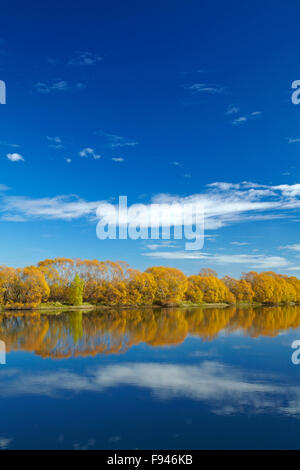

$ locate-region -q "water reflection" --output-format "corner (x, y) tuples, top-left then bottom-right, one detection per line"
(1, 305), (300, 359)
(0, 358), (299, 419)
(2, 306), (300, 449)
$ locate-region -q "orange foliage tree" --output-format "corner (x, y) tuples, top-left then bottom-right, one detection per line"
(0, 259), (300, 308)
(3, 266), (49, 308)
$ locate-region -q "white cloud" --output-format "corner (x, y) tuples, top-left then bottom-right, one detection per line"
(280, 244), (300, 252)
(1, 214), (26, 222)
(0, 184), (10, 191)
(288, 137), (300, 144)
(146, 241), (176, 250)
(1, 195), (101, 221)
(232, 116), (247, 125)
(1, 181), (300, 235)
(79, 148), (101, 160)
(144, 251), (289, 269)
(112, 157), (124, 162)
(6, 153), (24, 162)
(207, 182), (241, 191)
(272, 184), (300, 198)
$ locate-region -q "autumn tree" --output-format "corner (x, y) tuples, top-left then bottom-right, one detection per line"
(0, 266), (16, 305)
(185, 275), (204, 303)
(145, 266), (188, 304)
(193, 274), (235, 303)
(38, 258), (75, 302)
(222, 276), (254, 302)
(76, 259), (108, 304)
(286, 276), (300, 302)
(243, 271), (296, 304)
(4, 266), (50, 308)
(126, 270), (157, 305)
(199, 268), (218, 278)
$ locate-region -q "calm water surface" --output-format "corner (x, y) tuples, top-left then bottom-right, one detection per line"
(1, 305), (300, 449)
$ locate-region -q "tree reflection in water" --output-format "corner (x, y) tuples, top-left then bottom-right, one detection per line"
(1, 305), (300, 359)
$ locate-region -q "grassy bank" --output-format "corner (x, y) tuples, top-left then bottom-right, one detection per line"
(2, 300), (300, 313)
(0, 302), (95, 312)
(0, 300), (277, 312)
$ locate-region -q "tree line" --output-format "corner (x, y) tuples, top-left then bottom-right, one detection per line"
(0, 258), (300, 308)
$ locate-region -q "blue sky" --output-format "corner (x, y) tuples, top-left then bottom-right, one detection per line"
(1, 0), (300, 277)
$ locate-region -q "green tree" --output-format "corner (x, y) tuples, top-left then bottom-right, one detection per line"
(68, 274), (84, 306)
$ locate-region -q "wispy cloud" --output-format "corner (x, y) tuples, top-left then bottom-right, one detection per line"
(186, 83), (224, 94)
(231, 241), (249, 246)
(280, 244), (300, 252)
(47, 136), (63, 149)
(68, 51), (102, 67)
(0, 140), (20, 148)
(287, 137), (300, 144)
(33, 81), (86, 93)
(112, 157), (124, 162)
(6, 153), (24, 162)
(146, 241), (176, 250)
(226, 103), (240, 115)
(144, 251), (289, 269)
(1, 181), (300, 233)
(79, 148), (101, 159)
(232, 116), (247, 125)
(232, 111), (262, 126)
(73, 439), (96, 450)
(95, 130), (138, 149)
(1, 195), (101, 221)
(2, 214), (26, 222)
(0, 437), (13, 450)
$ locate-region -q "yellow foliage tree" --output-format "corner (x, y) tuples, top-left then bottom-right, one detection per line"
(4, 266), (50, 308)
(185, 275), (204, 303)
(196, 274), (235, 303)
(146, 266), (188, 304)
(222, 276), (254, 302)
